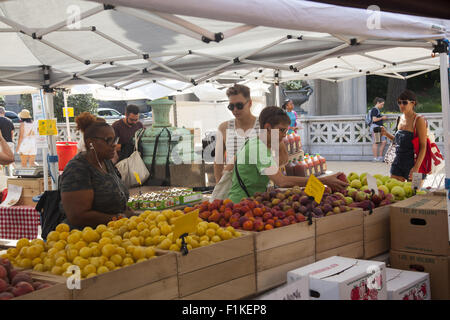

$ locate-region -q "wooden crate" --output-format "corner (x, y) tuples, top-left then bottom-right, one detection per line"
(252, 221), (315, 293)
(315, 209), (363, 260)
(363, 205), (391, 259)
(316, 241), (364, 261)
(72, 251), (178, 300)
(174, 232), (256, 299)
(7, 177), (50, 206)
(12, 272), (72, 300)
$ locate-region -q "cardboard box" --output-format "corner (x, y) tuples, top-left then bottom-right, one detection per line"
(363, 205), (391, 259)
(287, 256), (387, 300)
(257, 277), (309, 300)
(390, 249), (450, 300)
(386, 268), (430, 300)
(390, 195), (450, 256)
(7, 177), (50, 206)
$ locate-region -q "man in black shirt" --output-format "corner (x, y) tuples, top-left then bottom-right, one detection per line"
(0, 107), (15, 174)
(370, 98), (387, 162)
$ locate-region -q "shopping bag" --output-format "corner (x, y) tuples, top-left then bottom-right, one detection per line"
(210, 170), (233, 201)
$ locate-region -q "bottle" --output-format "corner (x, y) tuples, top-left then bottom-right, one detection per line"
(288, 134), (295, 154)
(294, 156), (307, 177)
(294, 133), (301, 153)
(285, 160), (295, 176)
(313, 154), (321, 176)
(305, 154), (314, 176)
(318, 154), (327, 174)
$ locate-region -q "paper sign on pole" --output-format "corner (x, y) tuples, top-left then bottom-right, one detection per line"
(63, 107), (74, 117)
(173, 210), (199, 240)
(366, 174), (379, 196)
(38, 119), (57, 136)
(305, 174), (325, 204)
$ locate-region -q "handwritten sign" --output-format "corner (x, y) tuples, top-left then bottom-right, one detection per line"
(38, 119), (57, 136)
(305, 174), (325, 204)
(173, 210), (199, 240)
(133, 172), (142, 185)
(366, 174), (379, 196)
(63, 107), (74, 117)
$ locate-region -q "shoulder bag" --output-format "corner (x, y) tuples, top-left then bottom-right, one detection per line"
(384, 116), (400, 165)
(146, 127), (172, 186)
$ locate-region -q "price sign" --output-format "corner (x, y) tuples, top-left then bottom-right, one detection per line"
(63, 107), (74, 117)
(133, 172), (142, 185)
(38, 119), (57, 136)
(173, 210), (199, 240)
(304, 174), (325, 204)
(366, 174), (379, 196)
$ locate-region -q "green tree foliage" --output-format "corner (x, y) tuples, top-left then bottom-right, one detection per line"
(19, 92), (98, 122)
(0, 95), (4, 106)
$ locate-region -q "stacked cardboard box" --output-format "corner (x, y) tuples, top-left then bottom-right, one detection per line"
(390, 194), (450, 300)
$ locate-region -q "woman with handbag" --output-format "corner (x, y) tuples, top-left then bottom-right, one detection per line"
(227, 107), (348, 203)
(381, 90), (428, 182)
(58, 113), (134, 230)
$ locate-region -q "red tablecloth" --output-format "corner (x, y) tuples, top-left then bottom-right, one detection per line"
(0, 206), (40, 240)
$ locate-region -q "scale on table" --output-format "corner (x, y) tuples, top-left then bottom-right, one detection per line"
(13, 166), (44, 178)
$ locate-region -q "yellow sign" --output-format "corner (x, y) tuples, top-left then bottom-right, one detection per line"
(38, 119), (57, 136)
(304, 174), (325, 204)
(173, 210), (199, 240)
(63, 107), (74, 117)
(133, 172), (142, 185)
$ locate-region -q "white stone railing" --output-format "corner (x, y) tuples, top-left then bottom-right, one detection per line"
(299, 113), (444, 161)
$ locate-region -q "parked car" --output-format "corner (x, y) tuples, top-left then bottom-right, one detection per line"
(140, 111), (152, 120)
(5, 111), (20, 123)
(96, 108), (124, 120)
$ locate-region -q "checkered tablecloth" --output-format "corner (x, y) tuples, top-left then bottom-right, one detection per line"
(0, 206), (40, 240)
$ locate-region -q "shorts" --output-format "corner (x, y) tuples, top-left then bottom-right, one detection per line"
(390, 153), (427, 180)
(370, 124), (386, 143)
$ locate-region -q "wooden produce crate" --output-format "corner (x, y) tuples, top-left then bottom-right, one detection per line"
(363, 205), (391, 259)
(7, 177), (50, 206)
(174, 233), (256, 300)
(315, 209), (364, 261)
(253, 221), (315, 293)
(72, 251), (178, 300)
(12, 272), (72, 300)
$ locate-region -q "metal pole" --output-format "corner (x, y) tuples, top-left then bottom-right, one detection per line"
(43, 92), (58, 190)
(274, 70), (281, 107)
(63, 91), (71, 142)
(438, 49), (450, 242)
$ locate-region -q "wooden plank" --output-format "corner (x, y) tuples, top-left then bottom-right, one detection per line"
(315, 241), (364, 261)
(256, 256), (315, 293)
(14, 282), (72, 300)
(176, 233), (254, 275)
(363, 238), (390, 259)
(316, 224), (363, 253)
(107, 276), (179, 300)
(363, 205), (390, 242)
(253, 221), (315, 252)
(72, 252), (177, 300)
(181, 274), (256, 300)
(315, 209), (363, 236)
(178, 254), (255, 297)
(256, 238), (315, 272)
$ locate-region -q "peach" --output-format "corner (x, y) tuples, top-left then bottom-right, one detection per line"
(0, 279), (8, 293)
(264, 224), (274, 230)
(242, 220), (254, 231)
(253, 208), (263, 217)
(0, 292), (13, 300)
(262, 212), (272, 221)
(274, 220), (283, 228)
(254, 220), (264, 232)
(199, 210), (211, 220)
(266, 219), (275, 226)
(223, 210), (232, 220)
(218, 218), (227, 227)
(12, 281), (34, 297)
(223, 199), (233, 205)
(244, 211), (254, 219)
(0, 265), (6, 279)
(282, 218), (290, 226)
(11, 272), (32, 286)
(231, 221), (240, 229)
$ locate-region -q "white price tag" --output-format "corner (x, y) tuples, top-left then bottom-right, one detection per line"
(366, 174), (379, 196)
(412, 173), (422, 190)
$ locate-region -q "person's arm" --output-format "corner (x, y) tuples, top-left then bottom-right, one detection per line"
(380, 126), (394, 141)
(409, 117), (428, 180)
(16, 122), (24, 151)
(61, 189), (120, 227)
(0, 130), (14, 165)
(268, 170), (348, 192)
(112, 123), (121, 151)
(213, 122), (227, 183)
(372, 109), (387, 122)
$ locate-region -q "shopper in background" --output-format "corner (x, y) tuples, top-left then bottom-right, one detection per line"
(282, 99), (299, 134)
(369, 97), (387, 162)
(112, 105), (143, 162)
(381, 90), (427, 181)
(227, 106), (347, 203)
(16, 109), (37, 167)
(0, 129), (14, 165)
(59, 112), (133, 230)
(0, 107), (15, 173)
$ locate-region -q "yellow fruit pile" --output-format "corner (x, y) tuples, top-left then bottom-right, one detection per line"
(1, 209), (241, 279)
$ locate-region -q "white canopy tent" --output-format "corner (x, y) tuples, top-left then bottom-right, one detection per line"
(0, 0), (449, 239)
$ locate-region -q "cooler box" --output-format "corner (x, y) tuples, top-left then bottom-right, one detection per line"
(56, 141), (78, 171)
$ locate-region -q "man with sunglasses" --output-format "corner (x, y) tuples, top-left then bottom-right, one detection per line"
(213, 84), (289, 187)
(112, 104), (144, 162)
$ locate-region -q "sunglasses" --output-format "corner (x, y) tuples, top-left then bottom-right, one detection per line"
(398, 100), (414, 106)
(227, 101), (248, 111)
(92, 136), (119, 146)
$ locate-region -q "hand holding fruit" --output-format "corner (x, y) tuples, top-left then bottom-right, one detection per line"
(319, 172), (348, 192)
(408, 166), (420, 181)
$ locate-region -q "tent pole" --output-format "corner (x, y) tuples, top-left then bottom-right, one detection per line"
(63, 91), (71, 142)
(275, 70), (281, 107)
(43, 91), (59, 190)
(438, 46), (450, 242)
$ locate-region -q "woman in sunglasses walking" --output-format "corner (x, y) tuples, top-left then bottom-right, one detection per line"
(381, 90), (428, 181)
(58, 112), (133, 230)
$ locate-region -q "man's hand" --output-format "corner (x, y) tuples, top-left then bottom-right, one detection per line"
(319, 172), (348, 192)
(382, 115), (388, 120)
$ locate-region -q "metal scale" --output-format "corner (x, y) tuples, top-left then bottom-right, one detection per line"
(13, 166), (44, 178)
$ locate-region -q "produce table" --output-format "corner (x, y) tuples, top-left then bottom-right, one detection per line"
(0, 206), (40, 240)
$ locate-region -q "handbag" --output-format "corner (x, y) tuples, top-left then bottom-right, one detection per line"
(146, 127), (172, 186)
(115, 128), (150, 188)
(412, 115), (444, 175)
(384, 116), (400, 165)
